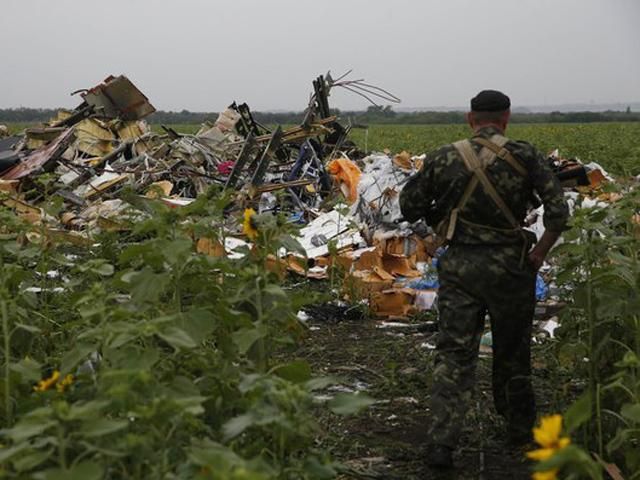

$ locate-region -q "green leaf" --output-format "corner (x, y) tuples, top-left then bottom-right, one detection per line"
(80, 418), (129, 438)
(10, 357), (41, 382)
(126, 268), (171, 304)
(61, 343), (95, 375)
(2, 420), (57, 443)
(177, 309), (216, 342)
(92, 263), (115, 277)
(0, 443), (30, 463)
(14, 323), (41, 334)
(157, 326), (197, 350)
(172, 395), (207, 415)
(33, 461), (103, 480)
(187, 439), (243, 469)
(620, 403), (640, 424)
(279, 235), (307, 256)
(305, 376), (337, 391)
(12, 448), (53, 472)
(64, 400), (110, 421)
(534, 445), (600, 478)
(223, 413), (255, 439)
(615, 351), (640, 368)
(303, 457), (337, 480)
(107, 332), (137, 349)
(160, 238), (193, 265)
(271, 360), (311, 384)
(232, 328), (264, 355)
(564, 391), (592, 433)
(329, 392), (375, 415)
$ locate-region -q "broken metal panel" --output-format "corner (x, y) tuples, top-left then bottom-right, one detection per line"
(1, 129), (75, 180)
(116, 120), (149, 141)
(250, 126), (283, 187)
(49, 105), (95, 129)
(25, 127), (68, 150)
(0, 136), (20, 151)
(230, 102), (267, 137)
(0, 150), (20, 173)
(224, 133), (257, 190)
(82, 75), (156, 120)
(74, 118), (115, 157)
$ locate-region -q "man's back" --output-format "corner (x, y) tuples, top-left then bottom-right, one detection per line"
(400, 125), (567, 245)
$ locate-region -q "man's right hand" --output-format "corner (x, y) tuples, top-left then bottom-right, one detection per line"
(528, 247), (546, 271)
(528, 230), (562, 271)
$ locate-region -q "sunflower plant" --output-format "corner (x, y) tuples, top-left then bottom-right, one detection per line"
(0, 186), (356, 479)
(527, 415), (601, 480)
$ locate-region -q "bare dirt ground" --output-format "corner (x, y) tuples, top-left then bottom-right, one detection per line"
(292, 307), (564, 480)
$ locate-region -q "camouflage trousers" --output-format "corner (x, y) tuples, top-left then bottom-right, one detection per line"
(427, 243), (537, 448)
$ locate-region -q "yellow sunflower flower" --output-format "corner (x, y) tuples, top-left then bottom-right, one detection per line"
(532, 469), (559, 480)
(56, 373), (74, 393)
(33, 370), (60, 392)
(243, 208), (258, 241)
(526, 414), (571, 480)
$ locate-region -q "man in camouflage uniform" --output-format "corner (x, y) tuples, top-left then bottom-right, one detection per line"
(399, 90), (569, 468)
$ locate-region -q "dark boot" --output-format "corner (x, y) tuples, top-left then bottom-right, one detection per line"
(427, 445), (453, 468)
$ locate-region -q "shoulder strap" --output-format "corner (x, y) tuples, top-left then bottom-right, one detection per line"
(453, 140), (520, 229)
(473, 135), (528, 177)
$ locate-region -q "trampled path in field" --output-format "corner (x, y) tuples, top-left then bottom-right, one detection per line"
(294, 311), (565, 480)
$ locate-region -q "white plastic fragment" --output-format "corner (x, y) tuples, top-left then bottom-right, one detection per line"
(541, 317), (560, 338)
(295, 207), (363, 258)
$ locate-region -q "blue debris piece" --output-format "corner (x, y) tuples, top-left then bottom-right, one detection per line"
(406, 276), (439, 290)
(288, 212), (306, 224)
(536, 274), (548, 301)
(406, 265), (439, 290)
(431, 246), (447, 268)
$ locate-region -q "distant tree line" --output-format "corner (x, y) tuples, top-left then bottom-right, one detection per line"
(1, 105), (639, 125)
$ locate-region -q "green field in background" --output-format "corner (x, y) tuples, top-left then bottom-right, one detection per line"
(349, 123), (640, 175)
(5, 122), (640, 175)
(156, 122), (640, 175)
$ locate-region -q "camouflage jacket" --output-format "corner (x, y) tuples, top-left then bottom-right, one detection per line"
(399, 126), (569, 245)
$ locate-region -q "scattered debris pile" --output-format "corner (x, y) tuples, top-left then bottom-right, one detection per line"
(0, 73), (625, 324)
(0, 73), (400, 236)
(295, 149), (620, 321)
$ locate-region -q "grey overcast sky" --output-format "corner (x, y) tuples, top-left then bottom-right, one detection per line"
(0, 0), (638, 111)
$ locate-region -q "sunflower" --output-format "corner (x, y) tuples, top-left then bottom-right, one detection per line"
(56, 373), (74, 393)
(526, 414), (571, 480)
(33, 370), (60, 392)
(243, 208), (258, 241)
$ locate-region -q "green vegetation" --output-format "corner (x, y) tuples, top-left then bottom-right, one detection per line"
(348, 123), (640, 176)
(0, 188), (371, 479)
(6, 121), (639, 177)
(149, 122), (640, 176)
(3, 107), (640, 127)
(543, 187), (640, 478)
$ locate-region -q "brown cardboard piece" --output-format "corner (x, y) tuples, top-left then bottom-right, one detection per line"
(382, 253), (421, 278)
(371, 288), (417, 319)
(346, 268), (395, 300)
(374, 234), (431, 264)
(196, 237), (226, 257)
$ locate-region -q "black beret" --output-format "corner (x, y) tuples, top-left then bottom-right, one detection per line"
(471, 90), (511, 112)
